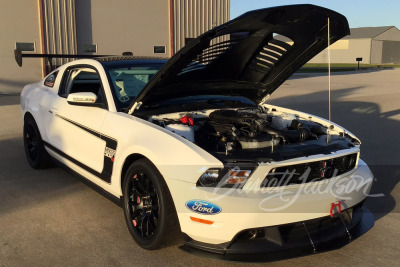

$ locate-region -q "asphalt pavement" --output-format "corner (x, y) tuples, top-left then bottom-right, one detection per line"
(0, 69), (399, 266)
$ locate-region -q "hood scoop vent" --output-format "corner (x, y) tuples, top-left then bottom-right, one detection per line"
(179, 34), (245, 76)
(248, 36), (293, 74)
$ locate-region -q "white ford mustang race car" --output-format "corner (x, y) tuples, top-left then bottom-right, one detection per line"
(20, 5), (374, 259)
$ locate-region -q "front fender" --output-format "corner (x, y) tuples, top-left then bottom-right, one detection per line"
(102, 112), (223, 196)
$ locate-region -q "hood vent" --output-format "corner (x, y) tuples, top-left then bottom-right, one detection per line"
(249, 36), (293, 73)
(179, 34), (245, 75)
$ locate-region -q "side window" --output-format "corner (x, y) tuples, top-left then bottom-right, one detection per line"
(109, 68), (158, 105)
(44, 71), (58, 88)
(59, 66), (108, 109)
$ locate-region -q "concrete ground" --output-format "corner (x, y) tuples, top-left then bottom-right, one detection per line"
(0, 69), (399, 266)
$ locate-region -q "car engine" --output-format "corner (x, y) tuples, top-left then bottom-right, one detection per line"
(195, 109), (327, 153)
(151, 108), (332, 156)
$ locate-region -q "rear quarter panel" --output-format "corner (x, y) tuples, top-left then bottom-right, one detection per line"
(21, 68), (64, 142)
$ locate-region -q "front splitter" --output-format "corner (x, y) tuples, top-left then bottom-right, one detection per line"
(180, 205), (374, 262)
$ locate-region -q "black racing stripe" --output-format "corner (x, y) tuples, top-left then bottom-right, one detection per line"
(46, 115), (118, 183)
(56, 114), (102, 138)
(43, 141), (104, 180)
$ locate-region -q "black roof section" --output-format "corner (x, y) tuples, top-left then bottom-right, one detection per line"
(95, 56), (169, 62)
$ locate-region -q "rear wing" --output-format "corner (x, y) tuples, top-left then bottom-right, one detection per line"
(14, 48), (114, 69)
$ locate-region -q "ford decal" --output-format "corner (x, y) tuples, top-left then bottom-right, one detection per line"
(185, 200), (221, 215)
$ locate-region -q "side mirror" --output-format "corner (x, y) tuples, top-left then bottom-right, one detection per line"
(67, 92), (101, 107)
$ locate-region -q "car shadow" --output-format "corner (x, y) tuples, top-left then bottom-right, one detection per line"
(269, 87), (400, 220)
(0, 135), (121, 217)
(290, 68), (388, 79)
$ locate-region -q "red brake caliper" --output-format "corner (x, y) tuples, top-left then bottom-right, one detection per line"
(132, 174), (139, 227)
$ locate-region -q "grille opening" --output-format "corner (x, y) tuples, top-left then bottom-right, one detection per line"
(230, 204), (363, 253)
(261, 153), (358, 187)
(233, 208), (355, 247)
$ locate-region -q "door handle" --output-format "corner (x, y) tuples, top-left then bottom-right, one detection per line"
(49, 107), (58, 115)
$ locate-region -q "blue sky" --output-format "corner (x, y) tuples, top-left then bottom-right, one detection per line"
(231, 0), (400, 29)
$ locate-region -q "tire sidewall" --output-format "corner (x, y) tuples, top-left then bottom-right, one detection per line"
(23, 116), (45, 168)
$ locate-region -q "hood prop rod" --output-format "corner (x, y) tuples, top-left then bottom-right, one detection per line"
(327, 17), (332, 143)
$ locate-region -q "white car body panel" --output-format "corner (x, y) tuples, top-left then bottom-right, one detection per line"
(21, 58), (373, 248)
(48, 101), (107, 173)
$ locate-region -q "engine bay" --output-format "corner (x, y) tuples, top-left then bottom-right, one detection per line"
(149, 106), (358, 163)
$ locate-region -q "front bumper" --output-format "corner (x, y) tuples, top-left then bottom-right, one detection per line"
(181, 203), (374, 261)
(168, 158), (373, 246)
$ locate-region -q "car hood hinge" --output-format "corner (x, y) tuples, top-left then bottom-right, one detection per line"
(128, 102), (143, 115)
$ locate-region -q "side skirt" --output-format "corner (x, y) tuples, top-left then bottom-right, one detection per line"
(50, 156), (122, 208)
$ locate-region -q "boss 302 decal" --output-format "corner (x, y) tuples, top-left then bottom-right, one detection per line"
(104, 147), (116, 160)
(185, 200), (222, 215)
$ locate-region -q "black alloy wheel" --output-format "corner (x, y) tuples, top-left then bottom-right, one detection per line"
(25, 122), (38, 162)
(123, 159), (181, 250)
(23, 115), (52, 169)
(127, 171), (159, 239)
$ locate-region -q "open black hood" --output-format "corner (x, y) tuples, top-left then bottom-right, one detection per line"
(129, 4), (349, 113)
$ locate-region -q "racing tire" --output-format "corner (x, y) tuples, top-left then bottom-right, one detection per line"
(122, 159), (181, 250)
(23, 115), (53, 169)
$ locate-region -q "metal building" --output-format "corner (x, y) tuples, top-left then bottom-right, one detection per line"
(172, 0), (230, 52)
(310, 26), (400, 64)
(0, 0), (230, 93)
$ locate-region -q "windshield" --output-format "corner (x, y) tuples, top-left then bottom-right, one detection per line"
(103, 61), (165, 111)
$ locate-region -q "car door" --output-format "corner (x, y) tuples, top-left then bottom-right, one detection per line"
(45, 65), (115, 183)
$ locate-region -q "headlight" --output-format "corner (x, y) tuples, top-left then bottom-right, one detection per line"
(197, 168), (220, 187)
(197, 167), (253, 188)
